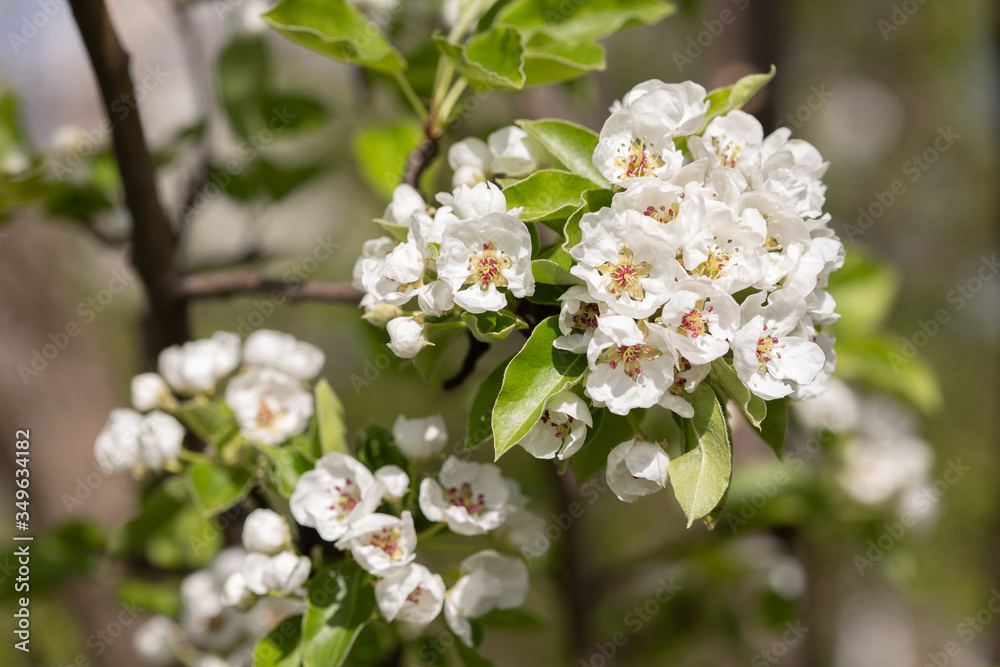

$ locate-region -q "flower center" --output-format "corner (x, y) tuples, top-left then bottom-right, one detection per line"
(615, 137), (665, 179)
(756, 325), (785, 372)
(329, 479), (360, 519)
(445, 482), (485, 517)
(465, 241), (511, 291)
(540, 409), (575, 440)
(643, 197), (682, 224)
(680, 302), (713, 338)
(368, 526), (403, 560)
(761, 211), (783, 251)
(695, 246), (731, 281)
(571, 302), (601, 329)
(712, 136), (744, 169)
(255, 393), (285, 429)
(598, 244), (652, 301)
(673, 357), (693, 389)
(406, 586), (423, 605)
(598, 342), (662, 381)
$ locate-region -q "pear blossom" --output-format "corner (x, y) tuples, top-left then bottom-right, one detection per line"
(516, 390), (593, 460)
(448, 136), (492, 187)
(585, 316), (678, 415)
(335, 511), (417, 575)
(793, 377), (860, 434)
(242, 329), (325, 381)
(361, 237), (429, 306)
(133, 615), (183, 666)
(138, 411), (186, 471)
(131, 372), (171, 412)
(241, 509), (291, 555)
(449, 181), (508, 220)
(158, 331), (241, 394)
(383, 184), (432, 233)
(352, 236), (396, 291)
(732, 291), (825, 401)
(444, 550), (529, 647)
(220, 571), (256, 610)
(611, 179), (720, 250)
(225, 367), (313, 445)
(375, 563), (446, 627)
(570, 207), (686, 319)
(290, 453), (383, 541)
(487, 125), (545, 177)
(606, 439), (670, 502)
(419, 457), (511, 535)
(679, 207), (770, 294)
(734, 191), (813, 286)
(656, 281), (739, 365)
(179, 553), (245, 650)
(417, 280), (455, 317)
(360, 293), (402, 327)
(94, 408), (184, 474)
(437, 193), (534, 313)
(392, 414), (448, 459)
(759, 127), (829, 219)
(374, 465), (410, 499)
(386, 316), (429, 358)
(688, 110), (764, 181)
(496, 480), (549, 557)
(554, 285), (608, 353)
(593, 80), (707, 185)
(260, 551), (311, 594)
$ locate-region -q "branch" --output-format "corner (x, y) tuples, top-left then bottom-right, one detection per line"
(443, 332), (489, 390)
(69, 0), (189, 354)
(402, 134), (439, 189)
(173, 270), (364, 304)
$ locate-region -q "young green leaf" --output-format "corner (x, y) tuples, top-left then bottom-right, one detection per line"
(502, 169), (601, 226)
(668, 383), (732, 527)
(759, 396), (788, 458)
(515, 119), (605, 185)
(174, 400), (238, 447)
(264, 0), (406, 73)
(696, 65), (777, 134)
(497, 0), (675, 42)
(315, 379), (349, 456)
(302, 564), (376, 667)
(255, 614), (303, 667)
(709, 358), (766, 428)
(531, 258), (582, 286)
(461, 310), (528, 343)
(492, 317), (588, 458)
(435, 27), (526, 90)
(455, 640), (495, 667)
(352, 122), (424, 199)
(185, 462), (255, 517)
(523, 38), (606, 87)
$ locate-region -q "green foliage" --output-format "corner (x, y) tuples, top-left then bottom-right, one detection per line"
(316, 379), (350, 456)
(467, 356), (513, 446)
(531, 258), (582, 286)
(174, 399), (238, 447)
(492, 317), (588, 458)
(501, 169), (603, 226)
(435, 27), (527, 90)
(355, 424), (408, 471)
(0, 522), (104, 602)
(186, 461), (255, 516)
(461, 309), (528, 342)
(709, 358), (766, 428)
(522, 36), (606, 87)
(496, 0), (675, 41)
(515, 119), (605, 185)
(669, 383), (732, 527)
(352, 122), (424, 199)
(256, 614), (304, 667)
(264, 0), (406, 73)
(302, 564), (377, 667)
(694, 65), (777, 135)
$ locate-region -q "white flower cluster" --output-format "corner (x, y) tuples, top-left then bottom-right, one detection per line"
(94, 330), (325, 471)
(281, 415), (535, 646)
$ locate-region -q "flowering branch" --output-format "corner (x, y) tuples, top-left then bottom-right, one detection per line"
(69, 0), (190, 353)
(402, 134), (439, 189)
(172, 271), (364, 304)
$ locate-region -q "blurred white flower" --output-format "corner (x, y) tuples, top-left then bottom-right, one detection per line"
(419, 457), (511, 535)
(242, 509), (291, 556)
(225, 367), (314, 445)
(606, 439), (669, 502)
(392, 414), (448, 460)
(375, 563), (445, 627)
(132, 615), (182, 666)
(445, 550), (529, 646)
(335, 511), (417, 575)
(131, 372), (172, 412)
(158, 332), (241, 394)
(243, 329), (325, 381)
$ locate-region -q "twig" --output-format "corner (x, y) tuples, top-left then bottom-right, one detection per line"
(69, 0), (190, 355)
(402, 134), (439, 190)
(172, 270), (364, 304)
(443, 332), (489, 390)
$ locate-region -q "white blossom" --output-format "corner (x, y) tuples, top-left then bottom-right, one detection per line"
(352, 237), (396, 291)
(585, 316), (678, 415)
(679, 207), (770, 294)
(225, 367), (314, 445)
(133, 615), (182, 666)
(375, 563), (445, 627)
(158, 332), (241, 394)
(606, 439), (669, 502)
(386, 316), (430, 359)
(242, 509), (291, 556)
(138, 411), (185, 471)
(260, 552), (311, 594)
(220, 572), (256, 610)
(487, 125), (545, 177)
(656, 280), (739, 365)
(131, 372), (172, 412)
(517, 390), (592, 460)
(335, 511), (417, 575)
(392, 414), (448, 460)
(94, 408), (184, 474)
(445, 550), (529, 647)
(448, 136), (492, 187)
(417, 280), (455, 317)
(290, 453), (383, 541)
(419, 457), (511, 535)
(243, 330), (325, 381)
(554, 285), (608, 353)
(688, 110), (764, 182)
(374, 465), (410, 500)
(759, 127), (829, 219)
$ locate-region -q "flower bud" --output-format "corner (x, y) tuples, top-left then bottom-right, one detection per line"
(131, 373), (171, 411)
(392, 414), (448, 460)
(386, 317), (429, 359)
(606, 439), (669, 503)
(242, 509), (291, 555)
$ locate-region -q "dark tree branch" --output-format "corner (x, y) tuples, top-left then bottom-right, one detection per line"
(69, 0), (190, 355)
(443, 332), (490, 390)
(172, 270), (364, 304)
(402, 134), (439, 190)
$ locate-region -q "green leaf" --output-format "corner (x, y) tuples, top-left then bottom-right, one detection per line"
(562, 187), (614, 251)
(374, 218), (410, 243)
(174, 400), (238, 447)
(759, 397), (788, 458)
(532, 258), (582, 286)
(835, 334), (942, 413)
(696, 65), (776, 135)
(668, 383), (732, 527)
(826, 249), (901, 340)
(467, 356), (513, 446)
(301, 563), (376, 667)
(256, 159), (324, 200)
(515, 119), (606, 185)
(315, 379), (349, 456)
(186, 462), (255, 517)
(569, 408), (634, 482)
(262, 444), (315, 497)
(260, 93), (327, 133)
(501, 169), (602, 226)
(217, 36), (269, 140)
(480, 608), (544, 628)
(412, 322), (467, 381)
(117, 577), (181, 617)
(355, 424), (408, 471)
(454, 641), (494, 667)
(461, 309), (528, 342)
(709, 358), (766, 429)
(496, 0), (675, 41)
(352, 122), (424, 199)
(255, 614), (304, 667)
(523, 37), (606, 87)
(492, 317), (588, 458)
(264, 0), (406, 73)
(435, 26), (526, 90)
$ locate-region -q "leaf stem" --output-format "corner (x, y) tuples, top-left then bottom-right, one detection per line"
(393, 71), (428, 122)
(626, 412), (646, 440)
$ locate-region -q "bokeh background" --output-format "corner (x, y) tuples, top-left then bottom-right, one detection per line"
(0, 0), (997, 665)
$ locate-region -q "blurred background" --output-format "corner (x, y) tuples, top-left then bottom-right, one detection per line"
(0, 0), (996, 665)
